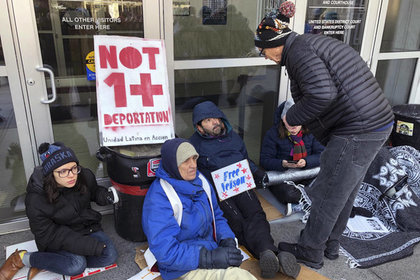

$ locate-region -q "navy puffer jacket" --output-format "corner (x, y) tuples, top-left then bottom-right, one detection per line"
(260, 102), (324, 171)
(282, 33), (394, 145)
(189, 101), (258, 181)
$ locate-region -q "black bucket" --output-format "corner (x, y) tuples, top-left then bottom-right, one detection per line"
(96, 144), (162, 241)
(391, 104), (420, 150)
(112, 181), (150, 242)
(96, 145), (161, 185)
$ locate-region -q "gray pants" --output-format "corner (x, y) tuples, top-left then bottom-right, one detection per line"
(299, 128), (392, 254)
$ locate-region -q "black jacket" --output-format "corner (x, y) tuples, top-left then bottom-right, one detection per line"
(282, 33), (394, 145)
(25, 166), (113, 256)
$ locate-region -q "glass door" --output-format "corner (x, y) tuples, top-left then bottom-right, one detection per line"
(370, 0), (420, 105)
(11, 0), (149, 177)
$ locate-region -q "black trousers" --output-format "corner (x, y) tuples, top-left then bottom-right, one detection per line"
(269, 179), (312, 204)
(218, 190), (277, 257)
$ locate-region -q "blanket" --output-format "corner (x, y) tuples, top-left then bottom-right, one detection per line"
(296, 145), (420, 268)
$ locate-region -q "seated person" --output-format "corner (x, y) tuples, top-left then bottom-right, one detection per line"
(260, 100), (324, 212)
(142, 138), (255, 280)
(189, 101), (300, 279)
(0, 143), (118, 280)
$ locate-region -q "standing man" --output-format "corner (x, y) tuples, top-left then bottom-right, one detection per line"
(189, 101), (300, 279)
(254, 1), (394, 269)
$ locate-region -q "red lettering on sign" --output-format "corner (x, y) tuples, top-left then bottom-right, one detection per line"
(119, 47), (142, 69)
(104, 72), (127, 107)
(130, 74), (163, 107)
(99, 45), (118, 69)
(142, 47), (159, 70)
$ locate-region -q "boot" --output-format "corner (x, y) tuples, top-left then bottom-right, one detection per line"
(27, 267), (41, 280)
(278, 242), (324, 269)
(0, 249), (25, 280)
(278, 251), (301, 279)
(259, 250), (279, 278)
(324, 240), (340, 260)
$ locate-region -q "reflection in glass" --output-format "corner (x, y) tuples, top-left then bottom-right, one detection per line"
(175, 66), (280, 163)
(33, 0), (144, 175)
(0, 37), (4, 65)
(0, 78), (27, 222)
(173, 0), (259, 59)
(304, 0), (369, 53)
(380, 0), (420, 52)
(376, 59), (417, 106)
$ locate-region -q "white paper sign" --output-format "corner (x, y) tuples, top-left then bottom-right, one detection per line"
(211, 159), (256, 200)
(347, 216), (389, 233)
(127, 267), (160, 280)
(94, 35), (175, 146)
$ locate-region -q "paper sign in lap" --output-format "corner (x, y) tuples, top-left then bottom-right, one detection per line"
(94, 35), (175, 146)
(211, 159), (256, 200)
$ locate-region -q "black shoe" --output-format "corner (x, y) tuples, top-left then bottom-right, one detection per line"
(278, 251), (301, 279)
(324, 240), (340, 260)
(278, 242), (324, 269)
(259, 250), (279, 278)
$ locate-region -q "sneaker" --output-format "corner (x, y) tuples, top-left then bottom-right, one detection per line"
(259, 250), (279, 278)
(285, 203), (303, 216)
(278, 251), (301, 279)
(278, 242), (324, 269)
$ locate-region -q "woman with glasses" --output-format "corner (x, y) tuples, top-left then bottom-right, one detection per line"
(0, 142), (118, 280)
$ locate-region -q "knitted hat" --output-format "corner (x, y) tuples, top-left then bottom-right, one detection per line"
(255, 1), (296, 49)
(176, 142), (199, 167)
(281, 99), (295, 119)
(38, 142), (79, 176)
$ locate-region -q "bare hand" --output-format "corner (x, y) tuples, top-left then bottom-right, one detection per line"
(296, 159), (306, 168)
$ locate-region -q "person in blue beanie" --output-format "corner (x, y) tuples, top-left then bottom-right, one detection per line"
(12, 142), (118, 280)
(142, 138), (256, 280)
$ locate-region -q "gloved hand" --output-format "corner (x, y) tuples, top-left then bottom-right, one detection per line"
(253, 167), (267, 189)
(219, 238), (236, 248)
(199, 246), (243, 269)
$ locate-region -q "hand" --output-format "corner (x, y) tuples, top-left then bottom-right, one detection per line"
(296, 159), (306, 168)
(219, 238), (236, 248)
(199, 247), (243, 269)
(282, 160), (298, 169)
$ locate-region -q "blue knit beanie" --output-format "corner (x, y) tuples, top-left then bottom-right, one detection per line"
(38, 142), (79, 176)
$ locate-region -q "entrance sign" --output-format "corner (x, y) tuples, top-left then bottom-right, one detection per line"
(211, 159), (256, 200)
(94, 35), (174, 146)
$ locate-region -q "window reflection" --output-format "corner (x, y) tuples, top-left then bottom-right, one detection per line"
(380, 0), (420, 52)
(0, 78), (27, 222)
(175, 66), (280, 163)
(376, 59), (417, 106)
(173, 0), (259, 59)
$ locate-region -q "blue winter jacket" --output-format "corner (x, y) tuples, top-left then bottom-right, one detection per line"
(189, 101), (258, 181)
(142, 165), (235, 280)
(260, 102), (325, 172)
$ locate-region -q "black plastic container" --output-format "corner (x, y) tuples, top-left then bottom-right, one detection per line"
(112, 181), (151, 242)
(391, 104), (420, 150)
(96, 145), (161, 241)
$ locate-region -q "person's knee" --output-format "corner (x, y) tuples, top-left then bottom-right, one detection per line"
(66, 256), (87, 276)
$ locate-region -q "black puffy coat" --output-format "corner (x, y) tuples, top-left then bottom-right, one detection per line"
(25, 166), (113, 256)
(282, 33), (394, 145)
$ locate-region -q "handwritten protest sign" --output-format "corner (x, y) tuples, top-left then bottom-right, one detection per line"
(94, 35), (175, 146)
(211, 159), (256, 200)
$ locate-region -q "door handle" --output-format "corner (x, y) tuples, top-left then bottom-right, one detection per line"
(36, 66), (57, 104)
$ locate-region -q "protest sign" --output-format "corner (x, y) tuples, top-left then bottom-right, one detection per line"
(94, 35), (175, 146)
(211, 159), (256, 200)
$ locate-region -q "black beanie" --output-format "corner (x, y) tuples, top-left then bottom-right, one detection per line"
(254, 1), (296, 49)
(38, 142), (79, 176)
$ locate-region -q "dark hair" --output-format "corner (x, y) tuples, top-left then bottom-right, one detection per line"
(278, 121), (308, 139)
(43, 168), (87, 204)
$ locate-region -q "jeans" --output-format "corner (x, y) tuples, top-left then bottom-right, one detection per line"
(30, 231), (118, 276)
(299, 128), (392, 254)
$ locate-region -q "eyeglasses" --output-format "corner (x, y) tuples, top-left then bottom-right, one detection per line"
(54, 165), (81, 178)
(259, 48), (265, 57)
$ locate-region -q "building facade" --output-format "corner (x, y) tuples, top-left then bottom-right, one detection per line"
(0, 0), (419, 233)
